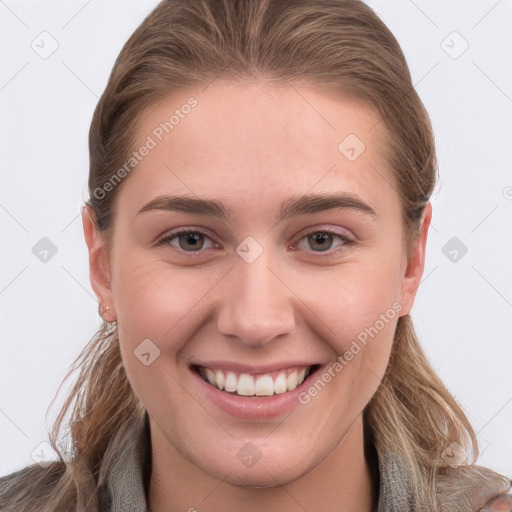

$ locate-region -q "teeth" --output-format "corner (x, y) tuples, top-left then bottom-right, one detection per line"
(255, 375), (274, 396)
(205, 368), (215, 386)
(274, 373), (287, 394)
(214, 370), (225, 390)
(237, 374), (255, 396)
(286, 370), (298, 391)
(199, 366), (311, 397)
(224, 371), (237, 392)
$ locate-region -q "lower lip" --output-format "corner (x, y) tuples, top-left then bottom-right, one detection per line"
(191, 366), (322, 420)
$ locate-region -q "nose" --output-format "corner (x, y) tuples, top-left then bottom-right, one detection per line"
(216, 246), (296, 347)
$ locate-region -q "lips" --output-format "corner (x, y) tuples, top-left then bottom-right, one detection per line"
(190, 362), (323, 420)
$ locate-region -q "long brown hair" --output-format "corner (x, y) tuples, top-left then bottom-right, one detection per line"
(1, 1), (509, 510)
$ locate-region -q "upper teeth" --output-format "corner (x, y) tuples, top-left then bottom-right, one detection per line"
(199, 367), (310, 396)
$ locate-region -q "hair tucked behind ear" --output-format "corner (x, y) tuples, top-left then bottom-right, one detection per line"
(1, 1), (509, 510)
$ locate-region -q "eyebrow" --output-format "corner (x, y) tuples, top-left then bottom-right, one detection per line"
(137, 192), (377, 223)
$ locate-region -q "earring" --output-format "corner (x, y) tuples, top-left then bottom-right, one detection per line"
(98, 303), (117, 323)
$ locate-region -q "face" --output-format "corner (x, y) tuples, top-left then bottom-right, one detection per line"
(84, 81), (429, 487)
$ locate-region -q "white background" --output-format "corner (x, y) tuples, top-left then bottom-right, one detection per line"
(0, 0), (511, 477)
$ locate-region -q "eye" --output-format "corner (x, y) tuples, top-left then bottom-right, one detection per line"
(156, 229), (219, 253)
(292, 229), (354, 255)
(156, 227), (354, 256)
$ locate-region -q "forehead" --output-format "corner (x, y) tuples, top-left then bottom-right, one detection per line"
(117, 81), (397, 220)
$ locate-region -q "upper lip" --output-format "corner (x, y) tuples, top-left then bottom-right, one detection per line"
(190, 361), (322, 374)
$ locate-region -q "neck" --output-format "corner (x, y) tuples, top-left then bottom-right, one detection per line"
(148, 414), (378, 512)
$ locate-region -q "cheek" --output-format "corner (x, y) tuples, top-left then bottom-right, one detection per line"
(297, 269), (401, 423)
(303, 255), (403, 341)
(111, 253), (216, 343)
(111, 256), (210, 416)
(298, 255), (403, 394)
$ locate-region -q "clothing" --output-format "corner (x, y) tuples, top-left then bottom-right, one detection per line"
(98, 412), (512, 512)
(1, 411), (511, 511)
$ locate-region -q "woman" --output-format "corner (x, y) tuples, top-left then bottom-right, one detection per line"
(1, 0), (510, 510)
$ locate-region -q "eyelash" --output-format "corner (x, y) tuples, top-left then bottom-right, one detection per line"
(156, 228), (354, 257)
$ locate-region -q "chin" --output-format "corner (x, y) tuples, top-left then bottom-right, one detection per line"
(223, 464), (308, 489)
(190, 446), (317, 489)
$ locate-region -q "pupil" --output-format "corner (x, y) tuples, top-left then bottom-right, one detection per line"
(310, 233), (332, 251)
(180, 233), (203, 251)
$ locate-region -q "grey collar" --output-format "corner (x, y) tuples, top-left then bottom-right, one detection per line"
(99, 412), (509, 512)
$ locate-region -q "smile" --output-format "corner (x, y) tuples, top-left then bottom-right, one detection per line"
(194, 365), (317, 397)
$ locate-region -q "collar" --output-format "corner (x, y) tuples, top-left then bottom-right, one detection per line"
(99, 411), (511, 512)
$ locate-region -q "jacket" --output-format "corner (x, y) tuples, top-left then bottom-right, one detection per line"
(1, 411), (511, 511)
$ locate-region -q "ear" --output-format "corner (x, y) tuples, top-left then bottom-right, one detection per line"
(82, 206), (117, 321)
(399, 202), (432, 316)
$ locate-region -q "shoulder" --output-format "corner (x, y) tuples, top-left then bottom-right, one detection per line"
(481, 493), (512, 511)
(436, 464), (512, 512)
(0, 461), (67, 511)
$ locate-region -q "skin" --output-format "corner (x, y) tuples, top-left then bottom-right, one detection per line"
(83, 81), (431, 512)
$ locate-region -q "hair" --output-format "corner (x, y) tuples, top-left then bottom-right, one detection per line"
(1, 1), (510, 511)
